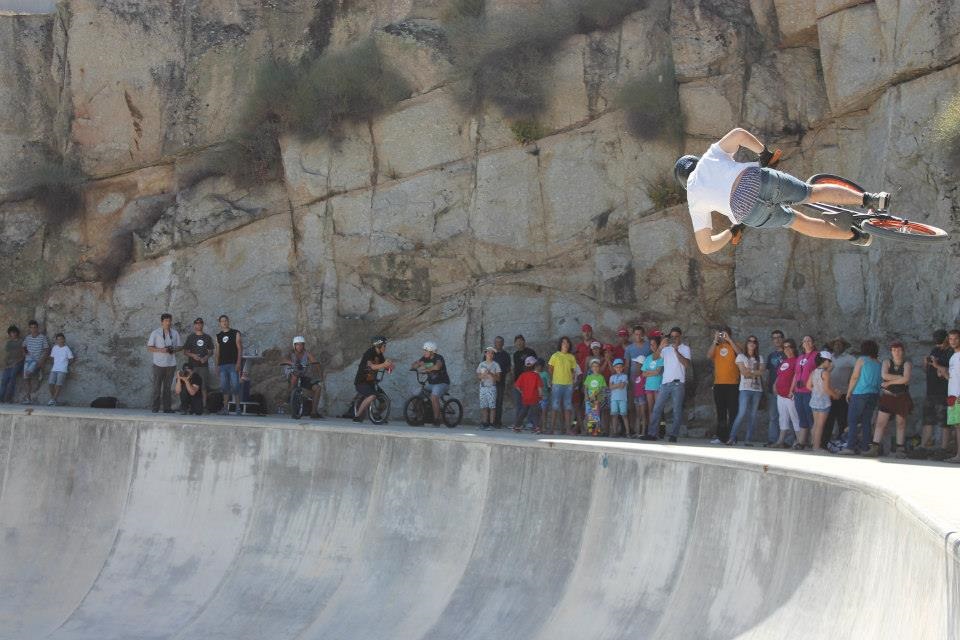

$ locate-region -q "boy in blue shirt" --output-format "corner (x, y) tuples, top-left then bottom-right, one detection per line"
(609, 358), (629, 437)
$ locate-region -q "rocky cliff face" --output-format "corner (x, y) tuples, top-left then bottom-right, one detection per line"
(1, 0), (958, 421)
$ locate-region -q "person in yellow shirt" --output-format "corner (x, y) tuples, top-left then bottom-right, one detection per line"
(547, 337), (578, 434)
(707, 326), (742, 444)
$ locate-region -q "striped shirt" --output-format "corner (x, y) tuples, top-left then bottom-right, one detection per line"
(730, 167), (762, 222)
(23, 334), (50, 358)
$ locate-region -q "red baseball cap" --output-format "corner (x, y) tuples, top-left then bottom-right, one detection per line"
(648, 329), (663, 338)
(603, 343), (614, 351)
(617, 327), (629, 337)
(581, 323), (593, 332)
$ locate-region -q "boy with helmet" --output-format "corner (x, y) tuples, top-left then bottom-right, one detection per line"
(354, 336), (393, 422)
(411, 340), (451, 427)
(674, 127), (890, 254)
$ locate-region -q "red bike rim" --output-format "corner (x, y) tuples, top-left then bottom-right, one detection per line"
(866, 219), (940, 235)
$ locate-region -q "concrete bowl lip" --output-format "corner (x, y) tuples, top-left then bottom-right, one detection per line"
(3, 406), (958, 556)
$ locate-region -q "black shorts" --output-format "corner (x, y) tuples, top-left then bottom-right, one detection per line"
(355, 383), (376, 397)
(922, 396), (947, 426)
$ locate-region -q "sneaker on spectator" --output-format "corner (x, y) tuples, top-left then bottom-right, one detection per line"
(47, 399), (56, 406)
(639, 434), (657, 441)
(837, 448), (857, 456)
(710, 437), (723, 445)
(668, 435), (678, 443)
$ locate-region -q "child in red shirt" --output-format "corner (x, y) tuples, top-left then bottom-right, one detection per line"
(514, 356), (543, 433)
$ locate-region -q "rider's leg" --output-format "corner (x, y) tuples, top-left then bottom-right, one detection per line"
(801, 184), (863, 207)
(788, 212), (855, 240)
(431, 394), (441, 424)
(356, 394), (375, 418)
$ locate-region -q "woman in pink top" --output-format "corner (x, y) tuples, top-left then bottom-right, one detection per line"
(770, 339), (800, 448)
(791, 335), (818, 449)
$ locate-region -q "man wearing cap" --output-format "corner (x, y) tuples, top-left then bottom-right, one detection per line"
(609, 358), (629, 437)
(511, 335), (537, 428)
(183, 318), (215, 410)
(513, 355), (542, 433)
(492, 336), (512, 427)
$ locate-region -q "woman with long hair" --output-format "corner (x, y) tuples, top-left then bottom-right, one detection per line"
(726, 335), (765, 445)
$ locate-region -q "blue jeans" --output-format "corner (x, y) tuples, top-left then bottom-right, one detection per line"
(730, 390), (762, 443)
(794, 392), (813, 429)
(647, 381), (685, 437)
(219, 365), (240, 396)
(845, 393), (879, 451)
(1, 363), (21, 402)
(742, 168), (811, 228)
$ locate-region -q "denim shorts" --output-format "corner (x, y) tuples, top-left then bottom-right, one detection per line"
(48, 371), (67, 386)
(551, 384), (573, 410)
(428, 382), (449, 397)
(610, 398), (628, 416)
(219, 365), (240, 395)
(741, 168), (812, 229)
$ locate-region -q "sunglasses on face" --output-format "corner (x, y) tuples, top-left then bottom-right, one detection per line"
(747, 339), (758, 343)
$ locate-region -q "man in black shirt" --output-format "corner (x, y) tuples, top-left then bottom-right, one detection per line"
(511, 334), (536, 427)
(354, 336), (393, 422)
(175, 363), (204, 415)
(412, 340), (450, 426)
(921, 329), (951, 452)
(183, 318), (214, 409)
(492, 335), (512, 427)
(215, 315), (243, 415)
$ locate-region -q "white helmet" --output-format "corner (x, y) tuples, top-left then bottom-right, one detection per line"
(422, 340), (438, 353)
(292, 336), (306, 346)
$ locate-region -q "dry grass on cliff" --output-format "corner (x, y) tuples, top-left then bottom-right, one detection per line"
(447, 0), (647, 118)
(933, 92), (960, 170)
(646, 174), (685, 210)
(14, 154), (87, 226)
(615, 64), (682, 143)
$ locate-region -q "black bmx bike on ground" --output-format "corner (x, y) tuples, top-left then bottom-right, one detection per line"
(801, 174), (949, 244)
(403, 370), (463, 428)
(339, 369), (391, 425)
(284, 363), (324, 419)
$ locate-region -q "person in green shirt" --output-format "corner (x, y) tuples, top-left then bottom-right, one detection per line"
(583, 358), (607, 436)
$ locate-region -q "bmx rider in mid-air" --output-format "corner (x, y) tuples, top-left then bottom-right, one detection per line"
(675, 127), (891, 254)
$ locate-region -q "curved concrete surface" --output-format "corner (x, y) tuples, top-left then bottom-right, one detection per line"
(0, 408), (957, 640)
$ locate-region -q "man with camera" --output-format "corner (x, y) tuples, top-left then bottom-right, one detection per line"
(175, 362), (204, 415)
(707, 325), (742, 444)
(147, 313), (182, 413)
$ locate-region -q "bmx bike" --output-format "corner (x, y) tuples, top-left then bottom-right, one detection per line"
(340, 368), (391, 425)
(283, 362), (323, 419)
(403, 370), (463, 428)
(801, 174), (949, 244)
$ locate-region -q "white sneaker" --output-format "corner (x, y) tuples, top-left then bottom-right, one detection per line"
(47, 399), (56, 406)
(710, 438), (723, 445)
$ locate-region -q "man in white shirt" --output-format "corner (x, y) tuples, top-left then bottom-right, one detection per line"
(641, 326), (692, 442)
(936, 329), (960, 463)
(147, 313), (182, 413)
(674, 127), (889, 254)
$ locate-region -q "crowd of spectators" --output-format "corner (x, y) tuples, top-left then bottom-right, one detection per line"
(3, 312), (958, 463)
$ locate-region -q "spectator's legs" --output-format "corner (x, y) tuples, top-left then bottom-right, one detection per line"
(160, 366), (174, 411)
(729, 390), (753, 443)
(743, 391), (761, 442)
(668, 383), (685, 438)
(513, 388), (523, 426)
(494, 381), (506, 426)
(646, 385), (671, 437)
(767, 392), (780, 444)
(152, 365), (164, 412)
(0, 365), (17, 402)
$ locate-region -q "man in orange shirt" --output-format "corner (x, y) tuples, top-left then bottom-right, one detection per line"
(707, 325), (742, 444)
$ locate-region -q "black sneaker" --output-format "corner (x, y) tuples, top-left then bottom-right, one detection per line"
(639, 434), (658, 441)
(352, 415), (363, 423)
(849, 227), (872, 247)
(668, 435), (678, 443)
(862, 191), (891, 211)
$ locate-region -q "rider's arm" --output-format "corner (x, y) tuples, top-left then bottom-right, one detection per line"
(718, 128), (765, 155)
(694, 227), (734, 255)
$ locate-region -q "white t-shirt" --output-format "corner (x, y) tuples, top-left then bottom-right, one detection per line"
(736, 353), (763, 392)
(661, 344), (692, 383)
(50, 345), (74, 373)
(477, 360), (501, 388)
(686, 142), (758, 231)
(948, 351), (960, 397)
(148, 328), (182, 368)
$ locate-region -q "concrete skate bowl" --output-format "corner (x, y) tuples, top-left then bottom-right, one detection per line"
(0, 412), (956, 640)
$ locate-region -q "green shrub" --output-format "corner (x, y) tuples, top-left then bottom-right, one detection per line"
(932, 92), (960, 169)
(646, 174), (685, 210)
(615, 64), (683, 143)
(509, 119), (548, 145)
(447, 0), (645, 118)
(14, 153), (87, 226)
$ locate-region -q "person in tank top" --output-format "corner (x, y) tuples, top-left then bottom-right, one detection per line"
(862, 341), (914, 458)
(840, 340), (882, 454)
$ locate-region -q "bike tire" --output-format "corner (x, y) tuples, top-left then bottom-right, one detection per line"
(368, 392), (391, 425)
(808, 173), (865, 193)
(441, 398), (463, 428)
(404, 397), (425, 426)
(289, 388), (304, 419)
(861, 217), (949, 244)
